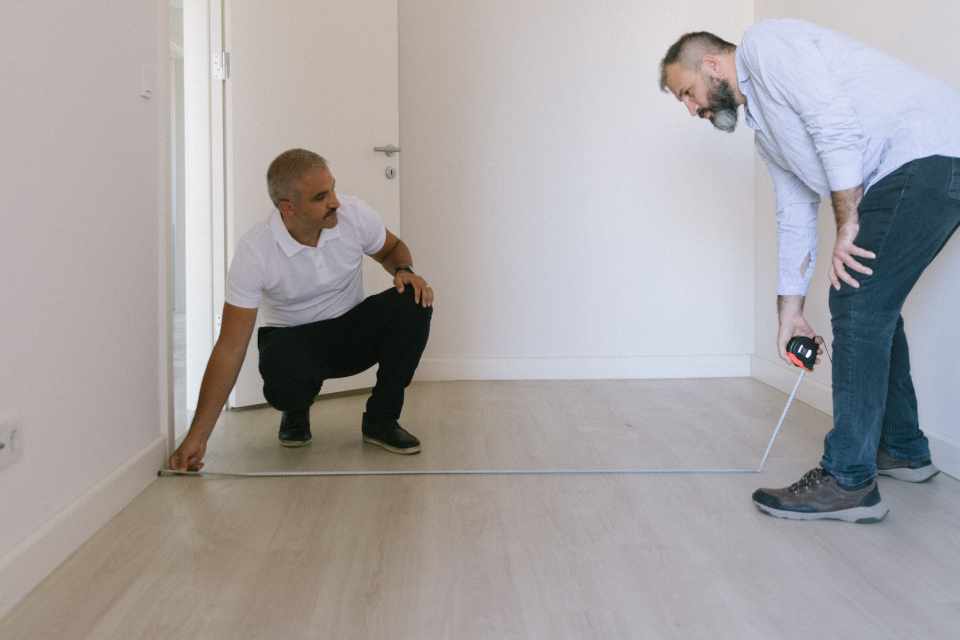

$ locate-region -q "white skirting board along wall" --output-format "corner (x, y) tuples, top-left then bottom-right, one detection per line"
(0, 437), (167, 620)
(751, 356), (960, 480)
(416, 355), (752, 382)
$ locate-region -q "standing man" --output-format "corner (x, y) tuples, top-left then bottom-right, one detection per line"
(660, 20), (960, 522)
(169, 148), (434, 471)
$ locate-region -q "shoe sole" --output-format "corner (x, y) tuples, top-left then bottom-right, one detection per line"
(878, 465), (940, 483)
(362, 435), (420, 455)
(753, 500), (889, 524)
(279, 438), (312, 448)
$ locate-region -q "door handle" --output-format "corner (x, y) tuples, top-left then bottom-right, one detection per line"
(373, 144), (400, 157)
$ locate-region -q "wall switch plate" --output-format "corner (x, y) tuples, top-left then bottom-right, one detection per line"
(0, 417), (23, 472)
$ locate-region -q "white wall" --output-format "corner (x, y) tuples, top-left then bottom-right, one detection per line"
(0, 1), (167, 617)
(400, 0), (756, 380)
(752, 1), (960, 476)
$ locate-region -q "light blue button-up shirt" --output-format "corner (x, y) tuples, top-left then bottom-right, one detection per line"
(736, 19), (960, 295)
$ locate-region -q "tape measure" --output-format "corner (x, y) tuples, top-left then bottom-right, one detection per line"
(786, 336), (818, 370)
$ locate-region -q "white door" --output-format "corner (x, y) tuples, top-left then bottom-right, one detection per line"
(224, 0), (399, 408)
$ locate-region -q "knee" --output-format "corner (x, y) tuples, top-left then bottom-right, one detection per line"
(829, 286), (898, 337)
(259, 354), (317, 410)
(386, 287), (433, 324)
(262, 381), (315, 412)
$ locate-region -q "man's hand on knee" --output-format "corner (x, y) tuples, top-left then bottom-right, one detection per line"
(394, 270), (434, 307)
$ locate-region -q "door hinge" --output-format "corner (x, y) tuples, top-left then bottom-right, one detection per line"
(213, 51), (231, 81)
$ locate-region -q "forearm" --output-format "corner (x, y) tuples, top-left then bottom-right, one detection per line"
(380, 239), (414, 275)
(187, 343), (247, 441)
(830, 186), (864, 229)
(778, 294), (805, 319)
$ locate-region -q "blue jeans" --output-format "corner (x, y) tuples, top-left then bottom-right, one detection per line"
(822, 155), (960, 488)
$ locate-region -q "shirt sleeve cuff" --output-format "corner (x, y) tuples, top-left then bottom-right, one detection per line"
(822, 153), (864, 192)
(777, 280), (811, 297)
(370, 224), (387, 255)
(225, 291), (260, 309)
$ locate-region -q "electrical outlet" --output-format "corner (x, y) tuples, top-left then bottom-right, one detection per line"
(0, 418), (23, 472)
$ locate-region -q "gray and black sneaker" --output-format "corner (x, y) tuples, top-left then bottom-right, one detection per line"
(752, 468), (889, 523)
(278, 409), (312, 447)
(362, 413), (421, 455)
(877, 449), (939, 483)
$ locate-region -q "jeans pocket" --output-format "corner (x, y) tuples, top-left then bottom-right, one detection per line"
(856, 165), (914, 264)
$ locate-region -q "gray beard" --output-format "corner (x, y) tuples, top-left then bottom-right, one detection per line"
(706, 77), (740, 133)
(711, 108), (738, 133)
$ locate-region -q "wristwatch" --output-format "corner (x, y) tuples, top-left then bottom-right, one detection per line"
(394, 265), (414, 275)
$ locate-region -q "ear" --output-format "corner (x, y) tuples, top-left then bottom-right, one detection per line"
(701, 54), (723, 78)
(277, 199), (295, 219)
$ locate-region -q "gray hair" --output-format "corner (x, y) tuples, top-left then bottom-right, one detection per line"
(266, 148), (328, 207)
(659, 31), (736, 91)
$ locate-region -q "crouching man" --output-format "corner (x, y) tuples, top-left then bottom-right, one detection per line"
(169, 148), (433, 471)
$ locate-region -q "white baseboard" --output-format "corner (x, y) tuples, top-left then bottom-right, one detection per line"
(750, 355), (833, 415)
(928, 432), (960, 481)
(0, 436), (166, 620)
(415, 354), (751, 381)
(751, 355), (959, 480)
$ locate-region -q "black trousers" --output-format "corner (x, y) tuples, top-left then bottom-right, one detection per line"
(257, 287), (433, 420)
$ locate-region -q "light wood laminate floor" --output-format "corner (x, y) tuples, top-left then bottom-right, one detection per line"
(2, 379), (958, 639)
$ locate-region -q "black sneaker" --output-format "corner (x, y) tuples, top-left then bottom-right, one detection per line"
(361, 413), (421, 455)
(278, 409), (312, 447)
(752, 468), (889, 523)
(877, 449), (940, 483)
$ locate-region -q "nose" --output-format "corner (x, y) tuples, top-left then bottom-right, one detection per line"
(682, 97), (698, 117)
(329, 191), (341, 209)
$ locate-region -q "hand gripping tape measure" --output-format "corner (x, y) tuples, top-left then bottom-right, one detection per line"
(786, 336), (818, 370)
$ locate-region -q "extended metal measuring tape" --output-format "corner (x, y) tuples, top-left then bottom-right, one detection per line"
(159, 367), (808, 479)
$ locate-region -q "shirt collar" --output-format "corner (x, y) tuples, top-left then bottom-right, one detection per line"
(270, 211), (306, 257)
(269, 210), (341, 257)
(734, 47), (758, 131)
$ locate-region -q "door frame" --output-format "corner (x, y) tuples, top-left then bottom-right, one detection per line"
(164, 0), (227, 457)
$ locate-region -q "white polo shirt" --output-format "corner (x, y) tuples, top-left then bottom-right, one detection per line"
(226, 195), (387, 327)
